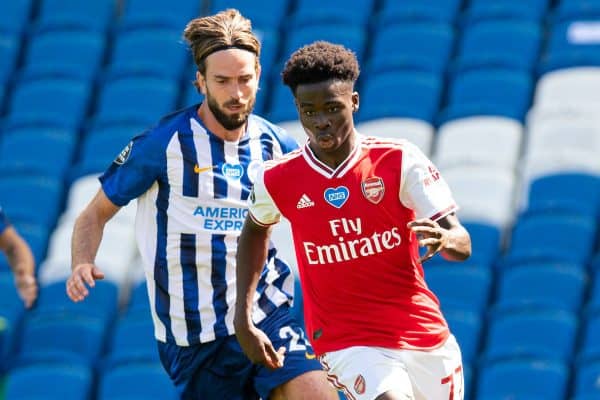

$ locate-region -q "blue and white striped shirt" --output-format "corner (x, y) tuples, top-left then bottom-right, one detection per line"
(100, 105), (298, 346)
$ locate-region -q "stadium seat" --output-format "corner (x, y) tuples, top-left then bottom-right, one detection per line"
(462, 0), (550, 25)
(4, 363), (93, 400)
(477, 359), (569, 400)
(578, 313), (600, 363)
(461, 221), (502, 266)
(0, 274), (25, 372)
(0, 128), (77, 179)
(98, 363), (177, 400)
(5, 221), (50, 267)
(127, 279), (151, 315)
(521, 172), (600, 219)
(444, 309), (482, 364)
(289, 0), (376, 29)
(21, 30), (106, 80)
(6, 78), (92, 130)
(574, 360), (600, 399)
(452, 20), (542, 73)
(426, 265), (492, 315)
(438, 68), (534, 124)
(119, 0), (201, 31)
(103, 313), (158, 368)
(280, 24), (367, 63)
(0, 175), (64, 229)
(107, 29), (188, 80)
(34, 0), (115, 33)
(441, 165), (516, 229)
(376, 0), (462, 24)
(367, 22), (455, 75)
(181, 83), (205, 108)
(93, 77), (179, 127)
(355, 118), (435, 156)
(75, 124), (146, 176)
(553, 0), (600, 24)
(483, 309), (578, 363)
(0, 34), (19, 85)
(588, 270), (600, 315)
(358, 71), (443, 123)
(266, 80), (298, 123)
(16, 313), (109, 367)
(494, 262), (587, 313)
(209, 0), (291, 30)
(434, 116), (523, 170)
(533, 67), (600, 110)
(0, 0), (34, 34)
(504, 213), (597, 265)
(540, 21), (600, 73)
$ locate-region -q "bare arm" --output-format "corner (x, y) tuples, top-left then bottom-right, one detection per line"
(67, 189), (120, 301)
(234, 216), (285, 369)
(408, 213), (471, 263)
(0, 226), (37, 307)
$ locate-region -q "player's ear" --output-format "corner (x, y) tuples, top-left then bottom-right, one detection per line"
(352, 92), (359, 113)
(196, 70), (207, 95)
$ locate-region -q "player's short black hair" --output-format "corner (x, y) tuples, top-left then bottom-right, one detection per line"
(282, 41), (360, 93)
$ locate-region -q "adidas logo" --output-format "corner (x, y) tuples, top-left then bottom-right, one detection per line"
(296, 194), (315, 209)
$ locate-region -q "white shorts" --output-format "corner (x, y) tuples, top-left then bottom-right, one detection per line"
(319, 335), (463, 400)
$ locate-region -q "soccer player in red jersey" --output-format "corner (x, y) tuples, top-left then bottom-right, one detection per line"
(234, 41), (472, 400)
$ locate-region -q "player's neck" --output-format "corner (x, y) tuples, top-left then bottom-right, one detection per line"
(310, 133), (356, 169)
(197, 104), (245, 142)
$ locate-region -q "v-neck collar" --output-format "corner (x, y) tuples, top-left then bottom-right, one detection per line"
(302, 133), (363, 179)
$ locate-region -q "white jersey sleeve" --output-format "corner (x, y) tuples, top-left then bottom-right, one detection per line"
(248, 164), (281, 226)
(399, 141), (457, 220)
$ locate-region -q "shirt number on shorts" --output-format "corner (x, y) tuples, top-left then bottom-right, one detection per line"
(441, 365), (463, 400)
(279, 326), (307, 352)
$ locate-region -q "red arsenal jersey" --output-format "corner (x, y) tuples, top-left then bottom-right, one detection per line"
(249, 135), (458, 355)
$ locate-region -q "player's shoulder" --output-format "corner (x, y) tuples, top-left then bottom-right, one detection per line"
(263, 147), (303, 171)
(361, 135), (420, 153)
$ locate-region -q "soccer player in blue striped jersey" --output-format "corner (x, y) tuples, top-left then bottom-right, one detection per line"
(65, 9), (337, 400)
(0, 206), (37, 308)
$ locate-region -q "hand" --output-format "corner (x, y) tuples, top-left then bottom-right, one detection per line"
(66, 263), (105, 302)
(235, 323), (286, 370)
(14, 271), (38, 308)
(407, 218), (449, 263)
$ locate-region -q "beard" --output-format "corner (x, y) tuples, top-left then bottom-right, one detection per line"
(206, 90), (255, 131)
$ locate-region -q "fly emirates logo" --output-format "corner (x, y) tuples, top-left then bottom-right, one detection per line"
(303, 218), (402, 265)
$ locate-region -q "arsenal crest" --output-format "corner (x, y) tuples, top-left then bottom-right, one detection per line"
(361, 176), (385, 204)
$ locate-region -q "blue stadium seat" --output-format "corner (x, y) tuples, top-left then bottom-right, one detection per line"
(477, 359), (569, 400)
(0, 128), (77, 179)
(209, 0), (291, 30)
(438, 68), (533, 124)
(34, 0), (115, 33)
(524, 172), (600, 219)
(280, 24), (367, 63)
(34, 279), (119, 326)
(462, 222), (502, 266)
(20, 30), (106, 80)
(16, 313), (109, 367)
(426, 265), (492, 315)
(574, 360), (600, 399)
(181, 83), (205, 108)
(553, 0), (600, 23)
(0, 274), (25, 373)
(358, 71), (443, 123)
(462, 0), (550, 25)
(107, 29), (188, 80)
(0, 176), (64, 229)
(540, 20), (600, 73)
(6, 78), (92, 130)
(376, 0), (462, 24)
(588, 270), (600, 315)
(0, 0), (34, 34)
(76, 124), (145, 176)
(453, 20), (542, 73)
(255, 27), (279, 84)
(119, 0), (200, 31)
(127, 280), (151, 315)
(10, 221), (50, 266)
(578, 313), (600, 363)
(289, 0), (376, 28)
(444, 309), (482, 364)
(494, 262), (587, 313)
(266, 81), (298, 123)
(0, 34), (19, 85)
(483, 309), (578, 363)
(503, 213), (596, 266)
(103, 313), (158, 368)
(93, 77), (179, 127)
(98, 363), (177, 400)
(367, 22), (455, 75)
(4, 363), (93, 400)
